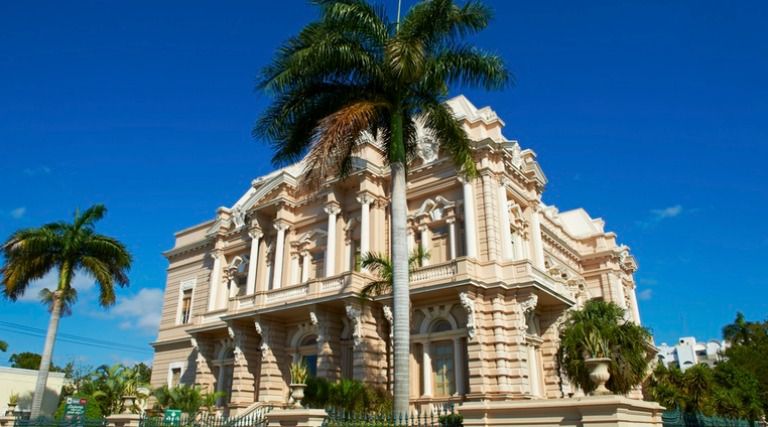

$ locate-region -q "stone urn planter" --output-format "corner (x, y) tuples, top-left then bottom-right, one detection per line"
(585, 357), (612, 395)
(121, 395), (137, 413)
(289, 383), (307, 408)
(5, 403), (17, 416)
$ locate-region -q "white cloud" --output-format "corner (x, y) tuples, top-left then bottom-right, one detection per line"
(638, 289), (653, 301)
(110, 288), (163, 334)
(23, 166), (51, 176)
(10, 207), (26, 219)
(17, 270), (95, 302)
(651, 205), (683, 220)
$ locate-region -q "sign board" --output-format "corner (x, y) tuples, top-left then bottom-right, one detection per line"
(163, 409), (182, 426)
(64, 398), (87, 427)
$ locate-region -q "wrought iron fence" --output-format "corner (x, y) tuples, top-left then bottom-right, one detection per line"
(13, 417), (108, 427)
(322, 406), (462, 427)
(662, 409), (758, 427)
(138, 412), (268, 427)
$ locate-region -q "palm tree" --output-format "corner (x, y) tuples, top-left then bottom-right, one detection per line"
(558, 299), (652, 395)
(360, 247), (429, 299)
(254, 0), (508, 411)
(0, 204), (132, 418)
(0, 340), (7, 352)
(723, 312), (752, 346)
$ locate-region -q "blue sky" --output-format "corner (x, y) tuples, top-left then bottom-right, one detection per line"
(1, 0), (766, 368)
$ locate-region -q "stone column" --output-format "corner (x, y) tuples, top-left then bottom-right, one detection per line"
(407, 227), (416, 254)
(419, 224), (431, 266)
(207, 250), (222, 311)
(246, 229), (262, 295)
(629, 285), (642, 324)
(447, 218), (457, 260)
(357, 193), (372, 259)
(324, 204), (340, 277)
(529, 203), (545, 270)
(481, 173), (499, 260)
(289, 253), (300, 285)
(460, 177), (478, 258)
(301, 251), (311, 283)
(453, 337), (465, 396)
(272, 222), (289, 290)
(492, 295), (511, 393)
(422, 342), (433, 397)
(527, 344), (541, 397)
(498, 181), (514, 260)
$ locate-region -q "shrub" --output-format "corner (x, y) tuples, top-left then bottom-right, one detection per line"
(54, 395), (103, 420)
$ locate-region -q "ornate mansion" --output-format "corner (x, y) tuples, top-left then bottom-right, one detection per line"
(149, 95), (643, 415)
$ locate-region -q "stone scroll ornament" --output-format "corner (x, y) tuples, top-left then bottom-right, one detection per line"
(254, 320), (269, 356)
(459, 292), (477, 340)
(518, 294), (539, 330)
(345, 304), (363, 347)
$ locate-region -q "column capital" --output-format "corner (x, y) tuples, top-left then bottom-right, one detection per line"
(273, 220), (290, 231)
(356, 192), (374, 205)
(248, 228), (264, 240)
(457, 175), (474, 185)
(445, 217), (456, 225)
(323, 203), (341, 216)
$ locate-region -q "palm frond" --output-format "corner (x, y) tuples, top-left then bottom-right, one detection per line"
(423, 102), (477, 177)
(39, 287), (78, 317)
(302, 100), (385, 188)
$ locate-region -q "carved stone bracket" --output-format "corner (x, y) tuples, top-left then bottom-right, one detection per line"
(254, 319), (269, 356)
(382, 305), (394, 347)
(459, 292), (477, 340)
(345, 304), (363, 347)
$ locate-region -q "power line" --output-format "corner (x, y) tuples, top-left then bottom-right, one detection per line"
(0, 326), (152, 355)
(0, 321), (153, 354)
(0, 320), (151, 351)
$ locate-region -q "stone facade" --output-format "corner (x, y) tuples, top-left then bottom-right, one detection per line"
(149, 95), (642, 415)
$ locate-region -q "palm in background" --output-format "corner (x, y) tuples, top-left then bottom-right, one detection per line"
(0, 204), (132, 417)
(360, 247), (429, 299)
(254, 0), (508, 411)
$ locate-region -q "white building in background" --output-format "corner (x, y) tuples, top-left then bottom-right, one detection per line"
(657, 337), (728, 371)
(0, 366), (67, 417)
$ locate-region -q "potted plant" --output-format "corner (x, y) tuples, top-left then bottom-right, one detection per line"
(289, 361), (309, 408)
(6, 392), (19, 416)
(558, 300), (652, 396)
(582, 331), (612, 395)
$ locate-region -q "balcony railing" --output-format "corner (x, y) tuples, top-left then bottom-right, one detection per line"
(221, 257), (573, 316)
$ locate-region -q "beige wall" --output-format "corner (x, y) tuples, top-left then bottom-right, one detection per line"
(0, 367), (67, 417)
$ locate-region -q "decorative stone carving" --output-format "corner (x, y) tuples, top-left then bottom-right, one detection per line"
(231, 206), (246, 230)
(414, 119), (439, 164)
(345, 304), (363, 347)
(521, 294), (538, 315)
(459, 292), (477, 340)
(309, 311), (318, 326)
(254, 320), (269, 356)
(381, 304), (394, 348)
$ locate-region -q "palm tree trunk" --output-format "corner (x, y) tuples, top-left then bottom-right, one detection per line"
(390, 109), (411, 415)
(30, 284), (65, 417)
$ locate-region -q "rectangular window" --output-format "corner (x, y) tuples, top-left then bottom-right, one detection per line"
(431, 341), (456, 397)
(180, 289), (193, 324)
(170, 367), (182, 387)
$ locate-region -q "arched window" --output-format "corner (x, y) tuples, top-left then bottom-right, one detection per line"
(431, 319), (453, 333)
(298, 335), (318, 378)
(213, 345), (235, 406)
(428, 318), (456, 397)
